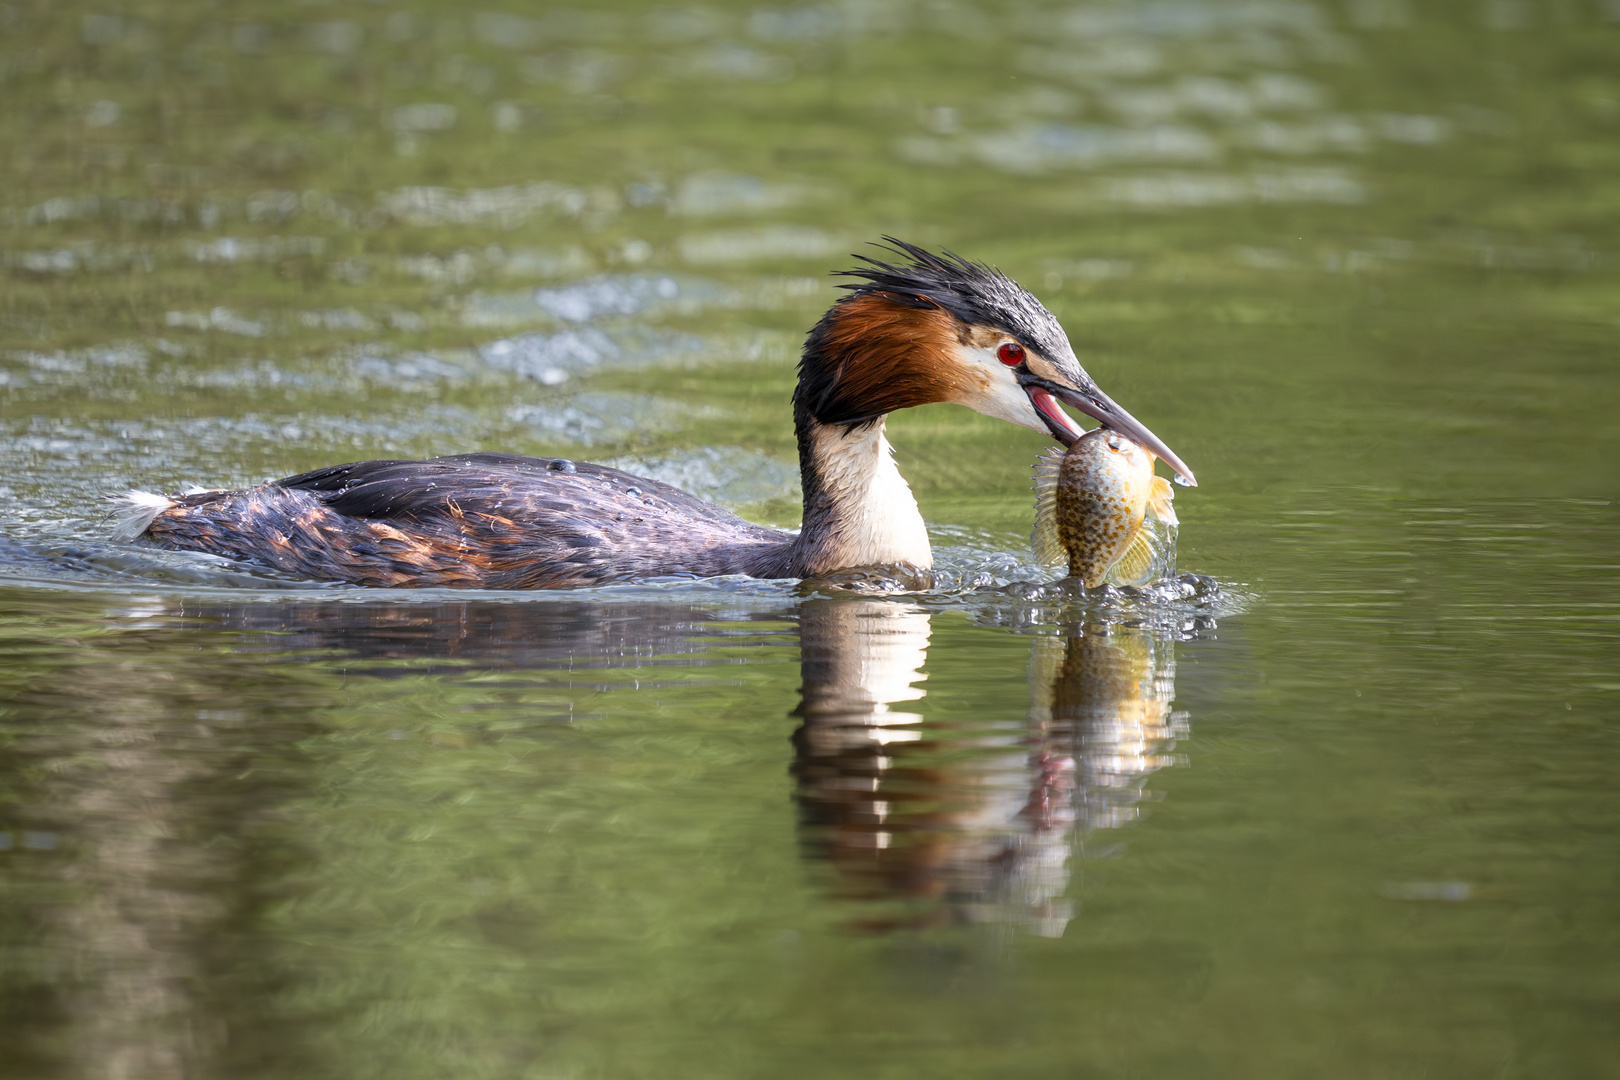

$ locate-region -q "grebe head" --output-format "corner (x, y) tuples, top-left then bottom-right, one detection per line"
(796, 238), (1196, 486)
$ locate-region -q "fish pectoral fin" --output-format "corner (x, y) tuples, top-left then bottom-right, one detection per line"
(1030, 447), (1069, 568)
(1148, 475), (1179, 528)
(1106, 525), (1160, 587)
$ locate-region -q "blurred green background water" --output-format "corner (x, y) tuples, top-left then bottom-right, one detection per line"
(1, 1), (1618, 1077)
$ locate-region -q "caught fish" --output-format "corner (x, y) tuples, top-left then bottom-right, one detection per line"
(1032, 428), (1178, 587)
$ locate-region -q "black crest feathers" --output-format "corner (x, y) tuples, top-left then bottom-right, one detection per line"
(837, 238), (1022, 326)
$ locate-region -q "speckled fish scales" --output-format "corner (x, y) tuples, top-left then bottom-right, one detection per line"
(1031, 429), (1176, 588)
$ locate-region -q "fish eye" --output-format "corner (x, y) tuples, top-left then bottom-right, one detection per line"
(996, 342), (1025, 366)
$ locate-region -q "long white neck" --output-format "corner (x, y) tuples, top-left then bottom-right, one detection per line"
(791, 415), (932, 576)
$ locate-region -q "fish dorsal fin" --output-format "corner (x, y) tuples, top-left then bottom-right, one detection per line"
(1106, 525), (1161, 587)
(1148, 475), (1178, 527)
(1031, 447), (1068, 568)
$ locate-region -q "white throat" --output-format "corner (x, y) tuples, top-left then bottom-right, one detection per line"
(801, 417), (932, 574)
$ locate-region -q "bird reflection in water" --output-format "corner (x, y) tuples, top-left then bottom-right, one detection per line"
(791, 599), (1186, 935)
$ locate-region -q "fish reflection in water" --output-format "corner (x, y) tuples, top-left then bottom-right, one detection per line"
(1031, 624), (1185, 836)
(791, 599), (1187, 934)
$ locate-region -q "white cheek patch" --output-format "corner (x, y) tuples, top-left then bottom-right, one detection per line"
(946, 342), (1049, 434)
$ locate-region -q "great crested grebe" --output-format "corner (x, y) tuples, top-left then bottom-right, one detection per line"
(110, 240), (1196, 589)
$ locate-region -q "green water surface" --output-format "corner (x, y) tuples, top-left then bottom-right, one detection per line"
(1, 1), (1617, 1077)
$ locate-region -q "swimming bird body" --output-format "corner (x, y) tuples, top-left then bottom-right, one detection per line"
(111, 241), (1194, 589)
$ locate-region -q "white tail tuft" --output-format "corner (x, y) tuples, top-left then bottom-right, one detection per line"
(106, 490), (175, 541)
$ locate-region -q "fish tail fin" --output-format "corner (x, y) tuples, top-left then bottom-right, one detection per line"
(1148, 475), (1178, 527)
(105, 490), (174, 541)
(1106, 526), (1161, 587)
(1030, 448), (1068, 568)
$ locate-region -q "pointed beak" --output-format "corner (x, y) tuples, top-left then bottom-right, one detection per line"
(1023, 375), (1197, 486)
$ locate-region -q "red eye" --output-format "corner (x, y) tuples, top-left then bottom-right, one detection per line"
(997, 342), (1025, 366)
